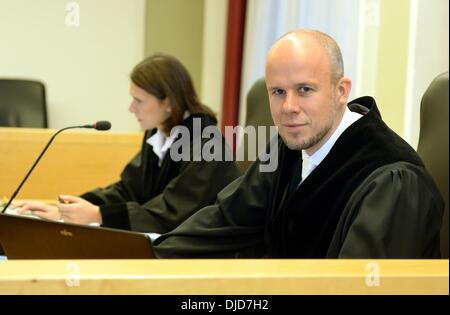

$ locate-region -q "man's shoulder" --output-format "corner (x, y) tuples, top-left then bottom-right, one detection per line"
(359, 161), (442, 201)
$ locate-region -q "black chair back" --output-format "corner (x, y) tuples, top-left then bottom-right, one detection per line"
(417, 71), (449, 258)
(0, 79), (48, 128)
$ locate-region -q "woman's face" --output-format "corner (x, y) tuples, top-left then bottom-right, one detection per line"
(128, 82), (171, 131)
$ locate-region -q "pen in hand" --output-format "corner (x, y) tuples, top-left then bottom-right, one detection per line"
(58, 196), (71, 204)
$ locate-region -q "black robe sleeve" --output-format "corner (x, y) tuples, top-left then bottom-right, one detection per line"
(81, 129), (241, 234)
(105, 158), (240, 233)
(153, 158), (274, 258)
(81, 152), (143, 206)
(328, 162), (443, 258)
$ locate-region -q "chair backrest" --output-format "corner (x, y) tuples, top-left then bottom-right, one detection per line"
(0, 79), (48, 128)
(416, 71), (449, 258)
(236, 77), (274, 173)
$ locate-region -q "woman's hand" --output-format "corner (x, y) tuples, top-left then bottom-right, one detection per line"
(11, 200), (61, 221)
(57, 195), (102, 224)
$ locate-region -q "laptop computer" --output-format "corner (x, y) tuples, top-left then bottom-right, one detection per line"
(0, 213), (155, 259)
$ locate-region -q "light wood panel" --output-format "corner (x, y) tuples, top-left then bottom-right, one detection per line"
(0, 259), (447, 294)
(0, 127), (142, 200)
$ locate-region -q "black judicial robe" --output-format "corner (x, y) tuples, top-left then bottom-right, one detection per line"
(81, 114), (240, 234)
(153, 97), (444, 258)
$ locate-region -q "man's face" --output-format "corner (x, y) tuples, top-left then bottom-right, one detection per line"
(266, 37), (350, 155)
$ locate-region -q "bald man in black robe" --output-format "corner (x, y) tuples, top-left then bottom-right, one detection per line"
(153, 29), (443, 258)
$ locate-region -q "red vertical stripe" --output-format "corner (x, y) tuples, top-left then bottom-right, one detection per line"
(221, 0), (247, 153)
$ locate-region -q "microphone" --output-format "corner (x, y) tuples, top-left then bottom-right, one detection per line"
(83, 120), (111, 131)
(1, 121), (112, 213)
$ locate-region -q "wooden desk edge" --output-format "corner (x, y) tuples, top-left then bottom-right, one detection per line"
(0, 259), (447, 295)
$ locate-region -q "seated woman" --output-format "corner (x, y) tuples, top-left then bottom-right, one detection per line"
(13, 54), (240, 234)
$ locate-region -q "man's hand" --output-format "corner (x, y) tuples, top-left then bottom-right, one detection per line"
(57, 195), (102, 224)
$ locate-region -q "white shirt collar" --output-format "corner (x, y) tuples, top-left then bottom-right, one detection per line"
(301, 106), (362, 182)
(146, 111), (190, 166)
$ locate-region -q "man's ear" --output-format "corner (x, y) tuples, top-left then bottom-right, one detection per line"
(337, 77), (352, 105)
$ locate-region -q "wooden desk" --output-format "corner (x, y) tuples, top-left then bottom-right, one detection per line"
(0, 127), (142, 199)
(0, 259), (447, 294)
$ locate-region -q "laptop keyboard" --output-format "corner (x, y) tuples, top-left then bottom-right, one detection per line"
(3, 206), (40, 219)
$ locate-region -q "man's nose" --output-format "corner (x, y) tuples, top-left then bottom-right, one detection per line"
(282, 92), (300, 114)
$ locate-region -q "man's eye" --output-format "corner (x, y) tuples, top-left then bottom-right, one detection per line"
(298, 86), (313, 94)
(272, 89), (285, 96)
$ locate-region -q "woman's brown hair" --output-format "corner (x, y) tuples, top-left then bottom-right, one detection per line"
(130, 53), (216, 133)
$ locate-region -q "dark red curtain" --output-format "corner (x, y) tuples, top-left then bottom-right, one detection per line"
(220, 0), (247, 153)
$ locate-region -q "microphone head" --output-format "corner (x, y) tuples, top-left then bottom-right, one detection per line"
(93, 121), (111, 131)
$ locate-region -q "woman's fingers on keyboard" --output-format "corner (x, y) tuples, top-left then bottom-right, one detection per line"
(17, 201), (43, 213)
(10, 200), (26, 209)
(17, 203), (32, 214)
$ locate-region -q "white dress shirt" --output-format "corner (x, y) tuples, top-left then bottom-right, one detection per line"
(299, 106), (363, 186)
(146, 111), (190, 166)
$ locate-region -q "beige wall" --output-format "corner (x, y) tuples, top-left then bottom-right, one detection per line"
(2, 1), (446, 138)
(201, 0), (228, 122)
(405, 0), (449, 148)
(375, 0), (410, 136)
(361, 0), (448, 143)
(0, 0), (145, 131)
(145, 0), (205, 94)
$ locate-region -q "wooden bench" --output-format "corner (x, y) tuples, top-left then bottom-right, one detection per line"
(0, 127), (142, 200)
